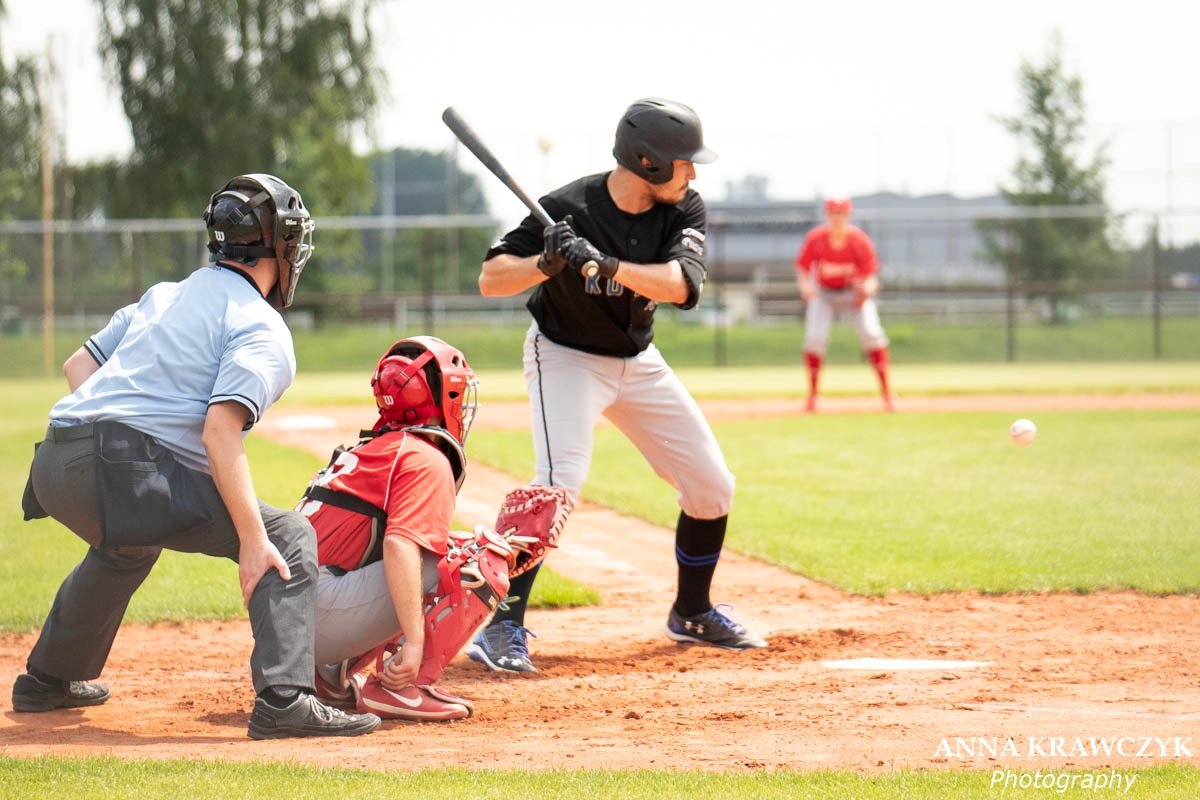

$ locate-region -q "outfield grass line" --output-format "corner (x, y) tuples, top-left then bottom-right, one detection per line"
(273, 361), (1200, 406)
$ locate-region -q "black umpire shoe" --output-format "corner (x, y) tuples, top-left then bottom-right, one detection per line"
(247, 691), (381, 740)
(12, 672), (111, 712)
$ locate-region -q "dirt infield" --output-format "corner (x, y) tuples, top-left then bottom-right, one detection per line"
(2, 394), (1198, 773)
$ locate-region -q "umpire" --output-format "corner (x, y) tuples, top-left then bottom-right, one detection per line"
(13, 174), (380, 739)
(472, 98), (767, 673)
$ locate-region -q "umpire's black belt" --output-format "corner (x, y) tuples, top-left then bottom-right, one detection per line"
(44, 422), (96, 443)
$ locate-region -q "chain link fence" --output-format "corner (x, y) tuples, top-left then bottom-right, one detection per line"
(1, 206), (1197, 369)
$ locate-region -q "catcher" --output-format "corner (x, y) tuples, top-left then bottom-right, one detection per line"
(295, 336), (570, 721)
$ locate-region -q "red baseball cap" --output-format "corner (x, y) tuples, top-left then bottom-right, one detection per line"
(824, 197), (852, 214)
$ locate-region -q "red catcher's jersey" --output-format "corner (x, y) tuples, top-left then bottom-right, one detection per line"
(795, 225), (879, 289)
(296, 430), (456, 571)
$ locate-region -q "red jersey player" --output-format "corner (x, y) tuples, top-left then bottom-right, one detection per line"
(297, 336), (516, 721)
(795, 197), (895, 412)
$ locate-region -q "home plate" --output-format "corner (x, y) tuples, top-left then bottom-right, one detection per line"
(821, 658), (993, 671)
(274, 414), (337, 431)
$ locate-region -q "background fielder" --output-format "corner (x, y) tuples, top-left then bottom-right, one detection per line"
(472, 97), (767, 673)
(795, 197), (896, 412)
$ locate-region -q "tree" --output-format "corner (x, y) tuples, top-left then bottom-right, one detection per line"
(87, 0), (381, 219)
(978, 32), (1123, 322)
(61, 0), (384, 311)
(0, 0), (42, 303)
(0, 4), (40, 217)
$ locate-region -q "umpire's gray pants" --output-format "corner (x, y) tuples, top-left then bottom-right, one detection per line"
(25, 424), (317, 696)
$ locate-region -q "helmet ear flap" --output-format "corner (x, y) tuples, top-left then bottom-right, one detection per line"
(203, 189), (273, 262)
(372, 350), (438, 427)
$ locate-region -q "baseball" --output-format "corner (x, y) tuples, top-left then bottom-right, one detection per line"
(1009, 418), (1037, 446)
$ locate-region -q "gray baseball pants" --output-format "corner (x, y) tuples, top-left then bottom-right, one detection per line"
(24, 421), (317, 696)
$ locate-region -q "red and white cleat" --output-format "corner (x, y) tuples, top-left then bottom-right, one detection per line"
(356, 677), (472, 722)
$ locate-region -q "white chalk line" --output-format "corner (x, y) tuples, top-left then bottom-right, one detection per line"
(822, 657), (994, 671)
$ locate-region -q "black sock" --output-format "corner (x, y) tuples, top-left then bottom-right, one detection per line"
(259, 685), (301, 709)
(27, 666), (67, 688)
(489, 562), (540, 626)
(673, 512), (727, 618)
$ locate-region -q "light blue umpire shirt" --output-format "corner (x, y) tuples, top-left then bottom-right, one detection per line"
(48, 265), (296, 474)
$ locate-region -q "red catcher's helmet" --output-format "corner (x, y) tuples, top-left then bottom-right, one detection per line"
(824, 197), (853, 215)
(371, 336), (479, 446)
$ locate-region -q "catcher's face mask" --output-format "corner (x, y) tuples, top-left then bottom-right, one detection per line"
(451, 373), (479, 444)
(273, 204), (315, 308)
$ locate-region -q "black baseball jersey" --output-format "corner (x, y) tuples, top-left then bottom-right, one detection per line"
(485, 172), (709, 357)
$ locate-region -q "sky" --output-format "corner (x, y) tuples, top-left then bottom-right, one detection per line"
(4, 0), (1199, 240)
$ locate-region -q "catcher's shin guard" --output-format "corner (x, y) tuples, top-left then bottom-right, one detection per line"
(415, 529), (512, 685)
(333, 528), (513, 704)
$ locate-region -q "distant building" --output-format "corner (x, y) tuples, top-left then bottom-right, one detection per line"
(849, 192), (1007, 286)
(707, 182), (1008, 287)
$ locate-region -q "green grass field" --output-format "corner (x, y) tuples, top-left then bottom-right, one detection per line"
(290, 314), (1200, 367)
(469, 409), (1200, 594)
(4, 313), (1199, 378)
(3, 364), (1198, 796)
(272, 360), (1200, 409)
(2, 757), (1199, 800)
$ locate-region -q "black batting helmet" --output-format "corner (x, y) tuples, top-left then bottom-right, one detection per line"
(613, 98), (718, 185)
(203, 174), (315, 309)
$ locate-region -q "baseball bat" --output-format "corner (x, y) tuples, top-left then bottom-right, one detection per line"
(442, 106), (599, 278)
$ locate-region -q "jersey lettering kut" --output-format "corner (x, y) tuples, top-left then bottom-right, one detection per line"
(485, 172), (709, 357)
(296, 431), (456, 571)
(795, 225), (879, 290)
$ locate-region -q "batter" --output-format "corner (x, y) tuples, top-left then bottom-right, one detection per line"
(472, 98), (767, 673)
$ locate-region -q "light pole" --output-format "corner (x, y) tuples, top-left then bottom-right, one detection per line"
(536, 135), (553, 191)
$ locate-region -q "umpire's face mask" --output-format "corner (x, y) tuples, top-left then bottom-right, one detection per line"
(269, 213), (315, 309)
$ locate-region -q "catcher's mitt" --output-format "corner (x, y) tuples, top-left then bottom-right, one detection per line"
(493, 485), (574, 577)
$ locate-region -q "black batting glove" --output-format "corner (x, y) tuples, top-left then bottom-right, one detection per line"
(537, 217), (577, 277)
(562, 236), (619, 278)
